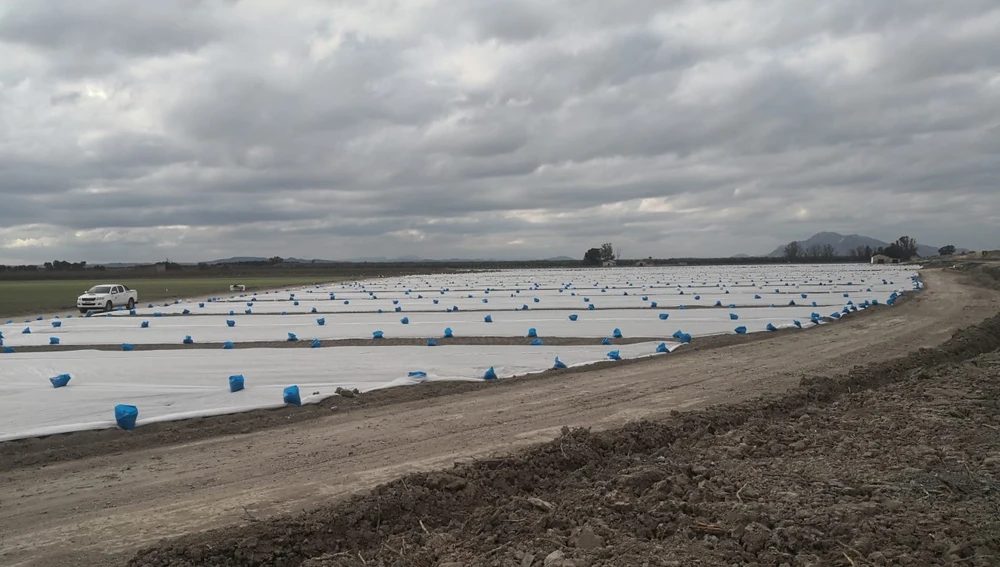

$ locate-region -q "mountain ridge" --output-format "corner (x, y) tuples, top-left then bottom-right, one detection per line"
(766, 232), (945, 258)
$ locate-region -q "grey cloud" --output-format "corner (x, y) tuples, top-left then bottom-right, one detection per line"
(1, 0), (999, 264)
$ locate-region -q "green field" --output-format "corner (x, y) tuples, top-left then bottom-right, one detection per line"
(0, 277), (346, 319)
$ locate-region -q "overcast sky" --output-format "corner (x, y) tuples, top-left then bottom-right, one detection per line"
(1, 0), (998, 264)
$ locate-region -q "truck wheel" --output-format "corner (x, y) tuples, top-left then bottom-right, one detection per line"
(105, 301), (114, 312)
(127, 298), (135, 310)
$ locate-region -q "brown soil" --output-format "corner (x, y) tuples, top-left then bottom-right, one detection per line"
(1, 269), (998, 567)
(129, 311), (1000, 567)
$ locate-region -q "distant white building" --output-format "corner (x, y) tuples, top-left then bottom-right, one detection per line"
(871, 254), (899, 265)
(602, 260), (617, 267)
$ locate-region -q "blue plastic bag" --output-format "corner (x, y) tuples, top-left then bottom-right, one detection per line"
(49, 337), (60, 345)
(223, 341), (234, 350)
(530, 338), (543, 346)
(730, 313), (739, 320)
(482, 367), (498, 380)
(115, 404), (139, 431)
(484, 315), (493, 323)
(122, 343), (135, 351)
(443, 327), (454, 338)
(400, 317), (410, 325)
(283, 385), (301, 406)
(50, 374), (71, 388)
(229, 374), (245, 392)
(227, 320), (236, 327)
(183, 335), (194, 345)
(658, 313), (669, 320)
(553, 357), (568, 369)
(588, 304), (596, 311)
(656, 343), (669, 353)
(141, 321), (149, 328)
(51, 321), (62, 328)
(311, 339), (321, 348)
(527, 327), (538, 338)
(607, 350), (621, 361)
(602, 337), (612, 345)
(287, 333), (298, 342)
(734, 326), (747, 335)
(427, 338), (437, 347)
(568, 314), (578, 321)
(373, 330), (384, 339)
(613, 328), (623, 339)
(766, 323), (778, 331)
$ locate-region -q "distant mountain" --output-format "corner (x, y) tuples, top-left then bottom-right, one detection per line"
(731, 253), (751, 258)
(766, 232), (946, 258)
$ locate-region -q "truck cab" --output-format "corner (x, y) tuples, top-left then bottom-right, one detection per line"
(77, 284), (138, 313)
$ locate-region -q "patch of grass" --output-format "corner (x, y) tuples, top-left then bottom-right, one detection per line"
(0, 277), (345, 319)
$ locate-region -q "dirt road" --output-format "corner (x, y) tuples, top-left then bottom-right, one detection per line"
(1, 269), (998, 567)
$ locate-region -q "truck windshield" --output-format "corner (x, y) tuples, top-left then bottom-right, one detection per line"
(88, 286), (113, 294)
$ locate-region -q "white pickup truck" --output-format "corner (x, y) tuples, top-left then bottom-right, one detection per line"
(77, 284), (138, 313)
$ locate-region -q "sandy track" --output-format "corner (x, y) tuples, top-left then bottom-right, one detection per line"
(1, 269), (997, 567)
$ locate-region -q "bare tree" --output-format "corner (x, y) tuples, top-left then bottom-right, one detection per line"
(805, 244), (823, 259)
(784, 241), (801, 261)
(820, 243), (837, 260)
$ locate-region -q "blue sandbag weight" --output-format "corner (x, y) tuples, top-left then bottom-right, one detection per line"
(395, 306), (402, 312)
(49, 337), (60, 345)
(141, 321), (149, 328)
(530, 338), (543, 346)
(680, 333), (692, 344)
(427, 338), (437, 347)
(607, 350), (622, 361)
(793, 320), (803, 328)
(483, 367), (498, 381)
(734, 326), (747, 335)
(656, 343), (669, 353)
(229, 375), (245, 393)
(443, 327), (454, 338)
(526, 327), (538, 338)
(311, 339), (321, 348)
(317, 317), (326, 326)
(766, 323), (778, 331)
(122, 343), (135, 351)
(613, 328), (623, 339)
(115, 404), (139, 431)
(400, 317), (410, 325)
(51, 321), (62, 328)
(659, 313), (669, 320)
(553, 357), (568, 369)
(223, 341), (234, 349)
(183, 335), (194, 344)
(484, 315), (493, 323)
(283, 385), (302, 406)
(22, 327), (30, 334)
(730, 313), (739, 320)
(569, 314), (578, 321)
(2, 346), (13, 354)
(50, 374), (71, 388)
(601, 337), (612, 345)
(373, 330), (384, 339)
(227, 320), (236, 327)
(588, 304), (595, 311)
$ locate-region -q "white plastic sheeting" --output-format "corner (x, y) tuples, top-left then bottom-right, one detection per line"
(0, 306), (843, 346)
(0, 342), (678, 441)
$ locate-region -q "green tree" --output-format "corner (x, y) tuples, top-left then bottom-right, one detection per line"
(583, 248), (602, 265)
(938, 245), (956, 256)
(599, 243), (616, 262)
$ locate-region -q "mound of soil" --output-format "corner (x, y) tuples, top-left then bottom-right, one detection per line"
(129, 315), (1000, 567)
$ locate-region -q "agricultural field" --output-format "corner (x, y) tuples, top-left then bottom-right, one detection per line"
(0, 264), (917, 442)
(5, 264), (1000, 567)
(0, 276), (342, 319)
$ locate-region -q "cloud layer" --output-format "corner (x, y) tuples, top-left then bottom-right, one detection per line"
(1, 0), (998, 263)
